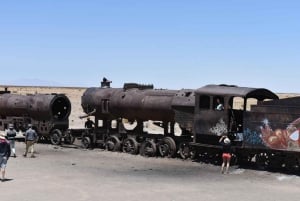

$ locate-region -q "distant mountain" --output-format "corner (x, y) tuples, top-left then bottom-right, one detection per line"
(1, 78), (64, 87)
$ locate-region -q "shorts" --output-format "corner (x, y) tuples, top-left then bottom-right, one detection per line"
(222, 153), (231, 160)
(0, 156), (8, 169)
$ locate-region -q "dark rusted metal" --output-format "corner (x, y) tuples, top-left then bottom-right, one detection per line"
(0, 90), (71, 142)
(81, 83), (195, 122)
(0, 93), (71, 120)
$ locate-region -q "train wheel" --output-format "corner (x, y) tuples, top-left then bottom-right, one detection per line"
(158, 137), (176, 158)
(178, 142), (191, 159)
(81, 136), (91, 149)
(284, 155), (300, 173)
(65, 133), (75, 145)
(255, 153), (269, 170)
(122, 137), (139, 155)
(140, 140), (157, 157)
(50, 129), (62, 145)
(106, 136), (121, 152)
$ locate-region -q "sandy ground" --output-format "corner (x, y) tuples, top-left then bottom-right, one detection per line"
(1, 141), (300, 201)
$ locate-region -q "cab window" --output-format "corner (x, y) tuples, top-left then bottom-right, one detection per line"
(199, 95), (210, 109)
(213, 96), (224, 111)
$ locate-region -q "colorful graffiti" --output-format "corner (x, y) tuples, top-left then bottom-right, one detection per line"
(243, 128), (264, 146)
(260, 118), (300, 150)
(209, 118), (227, 136)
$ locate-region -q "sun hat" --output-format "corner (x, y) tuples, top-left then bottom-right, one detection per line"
(224, 137), (231, 144)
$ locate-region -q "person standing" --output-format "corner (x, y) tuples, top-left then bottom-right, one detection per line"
(0, 133), (11, 181)
(23, 124), (38, 158)
(219, 135), (232, 174)
(85, 117), (95, 129)
(5, 124), (17, 157)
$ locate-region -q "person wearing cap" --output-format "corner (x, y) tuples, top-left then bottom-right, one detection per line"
(23, 124), (38, 158)
(5, 124), (17, 157)
(0, 133), (11, 181)
(219, 135), (232, 174)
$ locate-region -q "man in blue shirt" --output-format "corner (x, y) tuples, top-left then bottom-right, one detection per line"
(23, 124), (38, 158)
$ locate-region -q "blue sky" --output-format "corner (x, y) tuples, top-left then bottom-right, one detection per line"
(0, 0), (299, 93)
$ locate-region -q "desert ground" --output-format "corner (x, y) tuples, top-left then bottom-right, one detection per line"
(0, 85), (300, 201)
(1, 141), (300, 201)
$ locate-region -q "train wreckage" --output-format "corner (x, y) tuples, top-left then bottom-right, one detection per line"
(71, 78), (300, 172)
(2, 78), (300, 172)
(0, 88), (72, 144)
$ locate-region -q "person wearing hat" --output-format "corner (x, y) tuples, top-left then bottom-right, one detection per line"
(23, 124), (38, 158)
(5, 124), (17, 157)
(219, 135), (232, 174)
(0, 133), (11, 181)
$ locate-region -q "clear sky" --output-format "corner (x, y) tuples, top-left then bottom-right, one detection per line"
(1, 0), (300, 93)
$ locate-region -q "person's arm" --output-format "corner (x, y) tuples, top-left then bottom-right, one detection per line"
(13, 130), (17, 138)
(6, 142), (11, 159)
(219, 135), (226, 143)
(24, 130), (29, 143)
(34, 131), (38, 142)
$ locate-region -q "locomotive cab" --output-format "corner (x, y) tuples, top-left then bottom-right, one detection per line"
(193, 84), (278, 147)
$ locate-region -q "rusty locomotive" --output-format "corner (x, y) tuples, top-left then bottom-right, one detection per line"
(2, 79), (300, 172)
(76, 79), (300, 172)
(0, 88), (73, 144)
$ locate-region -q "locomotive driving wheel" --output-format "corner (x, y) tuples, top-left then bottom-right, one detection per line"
(50, 129), (62, 145)
(81, 136), (91, 149)
(64, 133), (75, 145)
(178, 142), (191, 159)
(158, 137), (177, 158)
(105, 136), (121, 152)
(122, 137), (139, 155)
(139, 140), (157, 157)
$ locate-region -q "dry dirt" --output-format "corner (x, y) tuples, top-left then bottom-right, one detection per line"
(1, 141), (300, 201)
(0, 86), (300, 201)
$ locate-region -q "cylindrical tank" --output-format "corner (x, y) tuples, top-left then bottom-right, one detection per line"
(81, 85), (178, 121)
(81, 83), (196, 122)
(0, 93), (71, 120)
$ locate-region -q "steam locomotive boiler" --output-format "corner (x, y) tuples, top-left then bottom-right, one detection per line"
(0, 88), (72, 144)
(78, 79), (300, 172)
(79, 80), (195, 157)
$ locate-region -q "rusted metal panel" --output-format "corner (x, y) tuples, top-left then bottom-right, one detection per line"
(196, 84), (278, 100)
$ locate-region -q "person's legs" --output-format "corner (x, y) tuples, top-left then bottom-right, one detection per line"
(30, 142), (35, 157)
(221, 154), (226, 173)
(0, 157), (7, 180)
(24, 141), (30, 156)
(225, 157), (231, 174)
(10, 140), (16, 157)
(1, 167), (5, 180)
